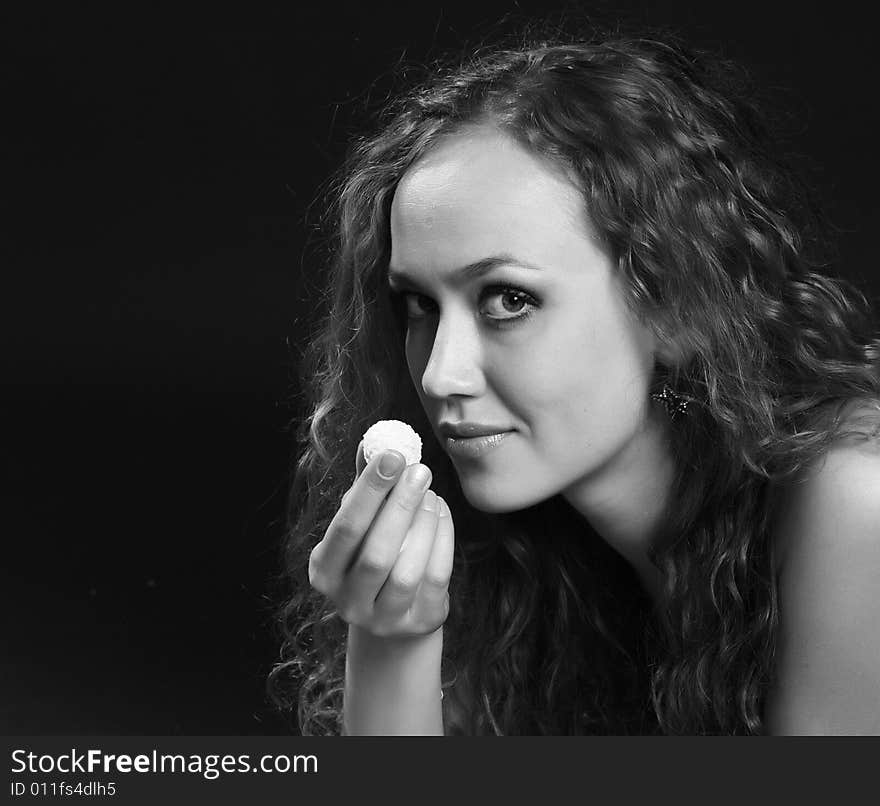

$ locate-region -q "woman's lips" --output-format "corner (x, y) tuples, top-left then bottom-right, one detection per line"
(444, 430), (513, 459)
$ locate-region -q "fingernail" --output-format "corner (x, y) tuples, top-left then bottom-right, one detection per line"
(422, 490), (438, 512)
(437, 496), (448, 517)
(408, 464), (432, 491)
(378, 451), (405, 480)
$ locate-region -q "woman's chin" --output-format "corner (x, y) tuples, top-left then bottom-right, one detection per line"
(458, 478), (544, 514)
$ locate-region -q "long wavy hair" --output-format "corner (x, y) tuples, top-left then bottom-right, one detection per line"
(267, 29), (880, 734)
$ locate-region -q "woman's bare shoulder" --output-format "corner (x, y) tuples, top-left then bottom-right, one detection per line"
(771, 401), (880, 572)
(765, 404), (880, 734)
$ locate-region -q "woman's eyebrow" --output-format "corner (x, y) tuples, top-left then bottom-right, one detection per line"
(386, 253), (542, 286)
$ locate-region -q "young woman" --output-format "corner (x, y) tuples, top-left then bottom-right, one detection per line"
(268, 31), (880, 735)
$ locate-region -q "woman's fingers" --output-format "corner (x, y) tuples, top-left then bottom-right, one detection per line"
(411, 495), (455, 623)
(309, 449), (454, 638)
(344, 463), (432, 588)
(308, 449), (407, 591)
(372, 490), (441, 618)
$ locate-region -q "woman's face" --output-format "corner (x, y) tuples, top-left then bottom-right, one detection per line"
(388, 125), (661, 513)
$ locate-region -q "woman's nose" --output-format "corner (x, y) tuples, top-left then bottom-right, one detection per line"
(419, 315), (484, 400)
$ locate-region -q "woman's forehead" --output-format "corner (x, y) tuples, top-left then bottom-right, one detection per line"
(390, 126), (588, 258)
(387, 136), (615, 287)
(395, 126), (581, 213)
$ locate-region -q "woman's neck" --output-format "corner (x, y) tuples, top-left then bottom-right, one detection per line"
(561, 411), (674, 604)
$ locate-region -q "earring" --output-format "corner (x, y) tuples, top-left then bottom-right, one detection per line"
(651, 384), (691, 421)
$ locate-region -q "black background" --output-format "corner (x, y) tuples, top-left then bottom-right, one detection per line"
(3, 2), (878, 734)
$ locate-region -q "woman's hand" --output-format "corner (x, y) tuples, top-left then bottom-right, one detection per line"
(308, 442), (455, 639)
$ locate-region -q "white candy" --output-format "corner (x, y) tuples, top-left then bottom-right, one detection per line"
(362, 420), (422, 466)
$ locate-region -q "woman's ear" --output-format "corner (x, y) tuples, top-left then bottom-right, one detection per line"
(649, 317), (698, 370)
(655, 338), (695, 369)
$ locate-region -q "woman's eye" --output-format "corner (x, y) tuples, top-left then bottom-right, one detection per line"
(480, 288), (537, 321)
(397, 286), (538, 325)
(402, 293), (437, 319)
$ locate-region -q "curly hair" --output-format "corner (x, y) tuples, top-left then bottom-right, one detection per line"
(267, 28), (880, 735)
